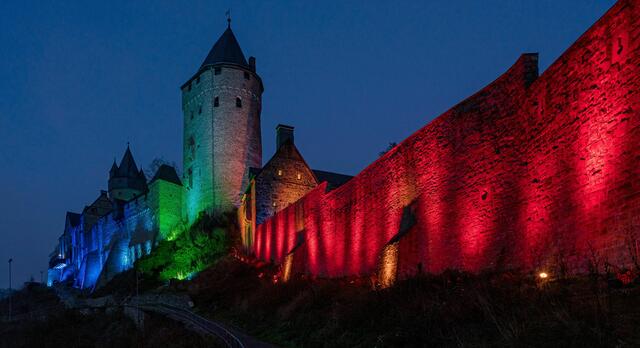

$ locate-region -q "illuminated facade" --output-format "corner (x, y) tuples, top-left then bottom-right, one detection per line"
(181, 23), (263, 222)
(48, 148), (183, 289)
(48, 1), (640, 290)
(239, 125), (352, 254)
(251, 0), (640, 286)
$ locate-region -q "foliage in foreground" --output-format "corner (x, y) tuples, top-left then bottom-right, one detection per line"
(137, 213), (232, 281)
(189, 257), (640, 348)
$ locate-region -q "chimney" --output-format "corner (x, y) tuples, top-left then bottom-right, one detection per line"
(249, 56), (256, 72)
(276, 124), (294, 149)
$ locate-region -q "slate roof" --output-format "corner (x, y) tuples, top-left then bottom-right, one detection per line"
(116, 146), (140, 178)
(150, 164), (183, 186)
(201, 26), (248, 69)
(312, 169), (353, 191)
(108, 146), (148, 196)
(66, 212), (81, 227)
(109, 161), (118, 175)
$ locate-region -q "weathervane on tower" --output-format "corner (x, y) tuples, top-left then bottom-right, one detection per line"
(226, 9), (231, 28)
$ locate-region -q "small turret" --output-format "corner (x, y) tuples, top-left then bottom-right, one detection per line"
(109, 160), (118, 178)
(108, 145), (148, 201)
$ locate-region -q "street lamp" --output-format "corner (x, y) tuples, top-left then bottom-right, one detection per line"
(8, 258), (12, 321)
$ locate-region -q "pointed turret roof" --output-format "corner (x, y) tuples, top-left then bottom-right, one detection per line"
(109, 160), (118, 177)
(201, 26), (248, 69)
(117, 145), (139, 178)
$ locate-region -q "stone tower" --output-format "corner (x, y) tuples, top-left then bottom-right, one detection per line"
(108, 145), (148, 201)
(181, 21), (263, 222)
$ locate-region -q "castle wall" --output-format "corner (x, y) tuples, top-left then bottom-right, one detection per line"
(253, 0), (640, 279)
(149, 179), (183, 240)
(69, 179), (183, 289)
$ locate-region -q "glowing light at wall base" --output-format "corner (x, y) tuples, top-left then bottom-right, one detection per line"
(281, 253), (294, 282)
(377, 243), (399, 289)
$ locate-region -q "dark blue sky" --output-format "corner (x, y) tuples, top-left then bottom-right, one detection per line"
(0, 0), (616, 287)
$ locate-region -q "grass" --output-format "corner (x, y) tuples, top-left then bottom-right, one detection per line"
(187, 256), (640, 347)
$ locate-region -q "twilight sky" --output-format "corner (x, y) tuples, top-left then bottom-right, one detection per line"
(0, 0), (616, 288)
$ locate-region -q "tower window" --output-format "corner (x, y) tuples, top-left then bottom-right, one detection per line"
(214, 97), (219, 107)
(187, 167), (193, 188)
(297, 173), (301, 180)
(198, 106), (202, 114)
(244, 71), (250, 80)
(236, 97), (242, 108)
(214, 67), (221, 75)
(277, 169), (283, 176)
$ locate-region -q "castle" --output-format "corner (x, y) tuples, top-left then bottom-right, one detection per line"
(50, 0), (640, 290)
(47, 21), (350, 289)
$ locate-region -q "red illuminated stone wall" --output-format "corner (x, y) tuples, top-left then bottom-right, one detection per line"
(253, 0), (640, 279)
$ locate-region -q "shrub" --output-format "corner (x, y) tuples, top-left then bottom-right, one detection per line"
(137, 212), (231, 281)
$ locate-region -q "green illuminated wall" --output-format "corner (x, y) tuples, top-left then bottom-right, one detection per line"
(149, 179), (183, 240)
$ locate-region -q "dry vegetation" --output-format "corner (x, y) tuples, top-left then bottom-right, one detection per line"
(188, 256), (640, 347)
(0, 284), (221, 348)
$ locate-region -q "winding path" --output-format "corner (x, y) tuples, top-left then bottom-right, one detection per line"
(54, 285), (273, 348)
(133, 302), (273, 348)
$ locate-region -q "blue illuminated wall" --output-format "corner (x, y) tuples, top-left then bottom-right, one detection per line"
(47, 164), (183, 291)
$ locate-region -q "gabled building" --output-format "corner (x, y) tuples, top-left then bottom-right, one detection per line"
(239, 125), (352, 252)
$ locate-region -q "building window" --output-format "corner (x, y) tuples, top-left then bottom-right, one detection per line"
(277, 169), (283, 176)
(214, 67), (221, 75)
(214, 97), (219, 107)
(272, 202), (277, 207)
(236, 97), (242, 108)
(297, 173), (301, 180)
(187, 167), (193, 188)
(244, 71), (250, 80)
(198, 106), (202, 114)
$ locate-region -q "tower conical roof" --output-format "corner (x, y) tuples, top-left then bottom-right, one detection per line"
(201, 26), (248, 69)
(109, 160), (118, 177)
(117, 146), (139, 178)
